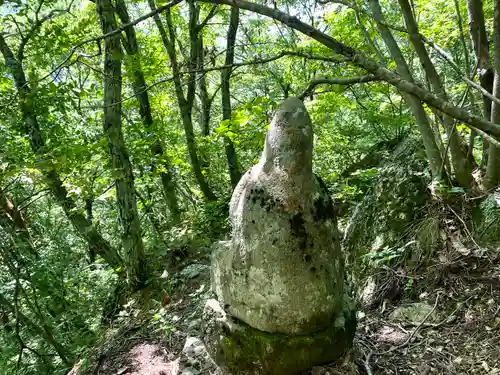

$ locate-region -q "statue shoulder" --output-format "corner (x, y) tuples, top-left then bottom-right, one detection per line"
(229, 167), (253, 223)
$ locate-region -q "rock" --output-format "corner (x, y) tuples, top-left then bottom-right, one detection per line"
(172, 336), (218, 375)
(202, 298), (355, 375)
(389, 302), (438, 324)
(212, 97), (346, 335)
(473, 191), (500, 248)
(180, 264), (209, 280)
(206, 97), (355, 374)
(343, 137), (434, 308)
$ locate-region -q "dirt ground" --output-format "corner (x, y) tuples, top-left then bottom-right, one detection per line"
(76, 243), (500, 375)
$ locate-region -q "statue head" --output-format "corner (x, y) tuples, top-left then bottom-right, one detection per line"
(261, 97), (313, 174)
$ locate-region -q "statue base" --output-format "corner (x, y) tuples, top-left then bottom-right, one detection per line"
(202, 298), (356, 375)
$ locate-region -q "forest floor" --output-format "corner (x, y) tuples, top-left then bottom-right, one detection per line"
(75, 239), (500, 375)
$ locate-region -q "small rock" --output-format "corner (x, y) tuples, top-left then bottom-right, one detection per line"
(188, 318), (202, 330)
(171, 336), (218, 375)
(180, 264), (209, 279)
(390, 302), (438, 324)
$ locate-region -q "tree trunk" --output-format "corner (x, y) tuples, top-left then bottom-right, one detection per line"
(369, 0), (448, 182)
(85, 198), (96, 263)
(484, 0), (500, 188)
(148, 0), (217, 201)
(399, 0), (473, 188)
(0, 35), (122, 269)
(467, 0), (494, 168)
(0, 191), (37, 259)
(198, 39), (212, 137)
(222, 7), (242, 189)
(0, 292), (70, 365)
(454, 0), (478, 165)
(115, 0), (181, 223)
(96, 0), (148, 289)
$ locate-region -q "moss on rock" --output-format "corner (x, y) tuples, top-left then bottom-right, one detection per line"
(203, 298), (355, 375)
(343, 137), (434, 307)
(473, 192), (500, 248)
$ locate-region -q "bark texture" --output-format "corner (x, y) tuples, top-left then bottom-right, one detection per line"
(467, 0), (494, 167)
(484, 0), (500, 188)
(97, 0), (148, 289)
(115, 0), (181, 223)
(399, 0), (473, 188)
(222, 7), (242, 189)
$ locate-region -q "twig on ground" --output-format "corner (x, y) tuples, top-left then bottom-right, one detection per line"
(447, 205), (481, 250)
(376, 292), (441, 355)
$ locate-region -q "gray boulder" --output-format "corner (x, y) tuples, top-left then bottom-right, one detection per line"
(213, 97), (346, 335)
(202, 298), (355, 375)
(206, 97), (355, 374)
(343, 137), (433, 308)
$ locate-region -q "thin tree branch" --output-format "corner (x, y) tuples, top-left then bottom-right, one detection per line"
(35, 0), (183, 84)
(200, 0), (500, 138)
(198, 5), (218, 31)
(82, 51), (346, 107)
(298, 75), (382, 99)
(420, 36), (500, 108)
(17, 0), (76, 61)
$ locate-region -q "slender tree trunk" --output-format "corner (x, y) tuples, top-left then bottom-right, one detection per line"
(222, 7), (242, 189)
(399, 0), (473, 188)
(484, 0), (500, 188)
(354, 8), (385, 65)
(85, 198), (96, 263)
(0, 191), (37, 259)
(0, 35), (122, 269)
(115, 0), (181, 223)
(148, 0), (217, 201)
(96, 0), (148, 289)
(198, 40), (212, 137)
(369, 0), (448, 181)
(454, 0), (478, 165)
(467, 0), (494, 168)
(0, 293), (70, 365)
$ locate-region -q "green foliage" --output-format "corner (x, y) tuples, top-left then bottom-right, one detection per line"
(0, 0), (493, 373)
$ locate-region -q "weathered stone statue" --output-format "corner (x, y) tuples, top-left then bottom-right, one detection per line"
(203, 98), (355, 375)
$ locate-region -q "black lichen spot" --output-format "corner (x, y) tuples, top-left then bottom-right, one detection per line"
(251, 196), (257, 204)
(313, 195), (335, 221)
(312, 175), (335, 221)
(311, 267), (317, 273)
(251, 220), (255, 224)
(272, 238), (278, 245)
(290, 213), (308, 250)
(304, 254), (312, 263)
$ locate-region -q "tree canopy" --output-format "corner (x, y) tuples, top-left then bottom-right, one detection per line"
(1, 0), (499, 373)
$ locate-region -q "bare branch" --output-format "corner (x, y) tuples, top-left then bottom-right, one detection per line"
(298, 75), (382, 99)
(17, 0), (76, 61)
(36, 0), (183, 83)
(421, 36), (500, 108)
(198, 5), (218, 31)
(200, 0), (500, 138)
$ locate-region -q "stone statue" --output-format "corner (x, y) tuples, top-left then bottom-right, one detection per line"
(203, 97), (355, 375)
